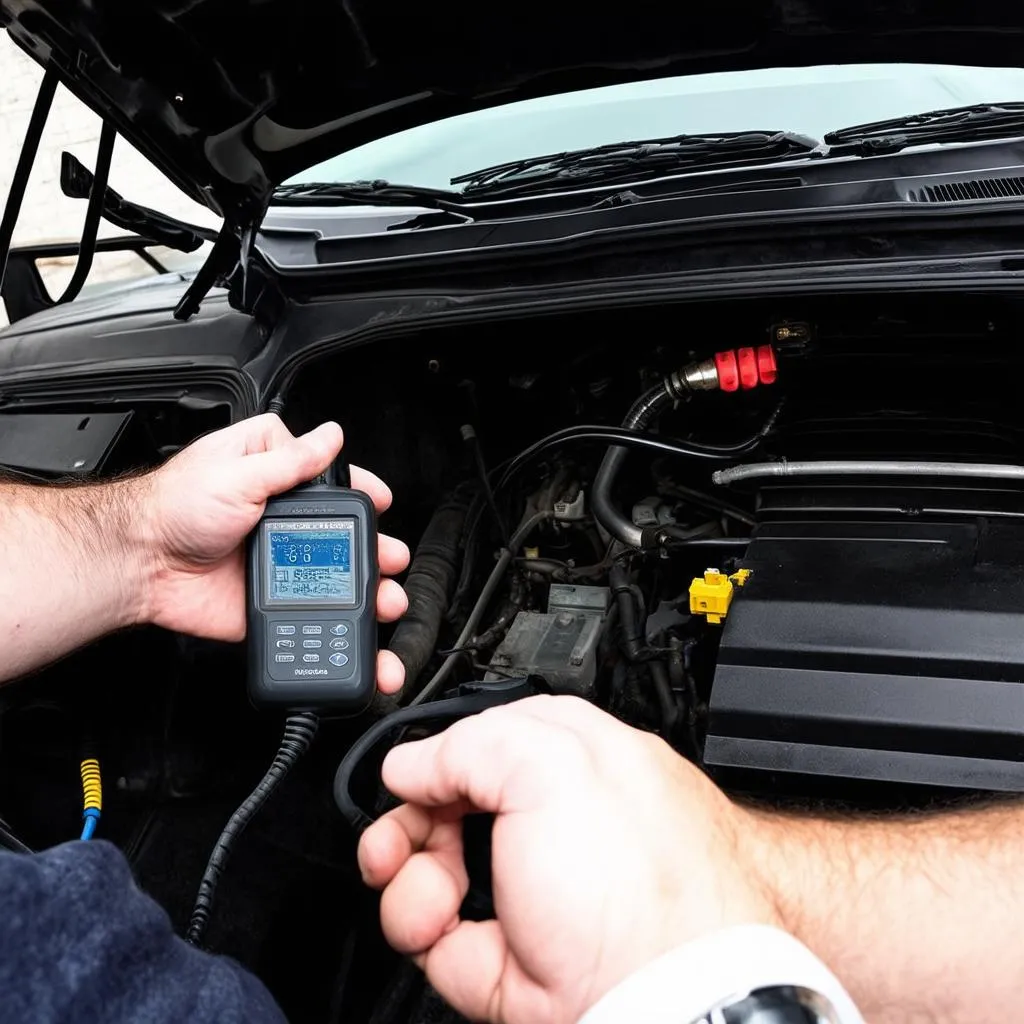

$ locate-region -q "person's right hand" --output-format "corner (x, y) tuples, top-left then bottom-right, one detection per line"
(357, 695), (784, 1024)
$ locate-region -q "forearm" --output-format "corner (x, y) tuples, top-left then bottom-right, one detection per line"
(752, 799), (1024, 1023)
(0, 478), (154, 681)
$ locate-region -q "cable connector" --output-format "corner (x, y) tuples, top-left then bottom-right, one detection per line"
(670, 346), (778, 394)
(80, 758), (102, 841)
(689, 568), (752, 624)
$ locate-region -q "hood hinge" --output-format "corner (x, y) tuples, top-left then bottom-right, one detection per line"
(174, 218), (283, 325)
(173, 222), (240, 321)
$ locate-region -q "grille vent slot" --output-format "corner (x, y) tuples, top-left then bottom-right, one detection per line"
(908, 177), (1024, 202)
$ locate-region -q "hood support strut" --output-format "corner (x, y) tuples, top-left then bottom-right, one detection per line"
(0, 67), (57, 298)
(173, 223), (241, 321)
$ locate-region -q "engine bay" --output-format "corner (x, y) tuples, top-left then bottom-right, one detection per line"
(3, 290), (1024, 1020)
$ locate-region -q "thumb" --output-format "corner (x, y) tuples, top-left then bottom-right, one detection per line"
(237, 422), (344, 501)
(382, 707), (561, 815)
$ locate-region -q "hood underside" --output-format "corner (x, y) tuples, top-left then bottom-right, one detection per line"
(4, 1), (1024, 226)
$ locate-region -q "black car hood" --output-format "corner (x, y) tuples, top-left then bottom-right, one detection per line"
(4, 0), (1024, 228)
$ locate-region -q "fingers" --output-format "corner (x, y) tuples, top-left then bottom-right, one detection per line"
(351, 465), (393, 514)
(378, 819), (469, 954)
(418, 920), (509, 1023)
(382, 708), (564, 814)
(240, 413), (298, 455)
(217, 415), (396, 515)
(514, 693), (636, 746)
(376, 649), (405, 695)
(376, 579), (408, 623)
(236, 422), (344, 500)
(198, 412), (294, 456)
(358, 803), (435, 887)
(378, 534), (409, 576)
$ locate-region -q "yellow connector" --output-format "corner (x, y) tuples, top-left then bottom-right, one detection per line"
(689, 568), (752, 624)
(80, 758), (102, 813)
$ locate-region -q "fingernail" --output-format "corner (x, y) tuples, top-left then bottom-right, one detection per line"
(307, 421), (342, 456)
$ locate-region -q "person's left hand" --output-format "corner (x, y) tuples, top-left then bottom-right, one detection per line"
(139, 414), (409, 694)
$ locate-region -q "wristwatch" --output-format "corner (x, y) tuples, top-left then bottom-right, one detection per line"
(703, 985), (846, 1023)
(578, 926), (864, 1024)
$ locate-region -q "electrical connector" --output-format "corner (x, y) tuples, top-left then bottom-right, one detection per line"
(689, 568), (752, 624)
(79, 758), (101, 841)
(670, 345), (777, 395)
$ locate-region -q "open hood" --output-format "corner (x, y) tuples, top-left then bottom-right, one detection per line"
(5, 1), (1024, 228)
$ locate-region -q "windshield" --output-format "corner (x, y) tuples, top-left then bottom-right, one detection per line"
(285, 64), (1024, 194)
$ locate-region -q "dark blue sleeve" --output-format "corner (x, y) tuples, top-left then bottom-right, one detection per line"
(0, 840), (287, 1024)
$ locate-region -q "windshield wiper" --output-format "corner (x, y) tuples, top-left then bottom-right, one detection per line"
(271, 180), (466, 211)
(61, 152), (216, 252)
(451, 131), (821, 198)
(825, 102), (1024, 154)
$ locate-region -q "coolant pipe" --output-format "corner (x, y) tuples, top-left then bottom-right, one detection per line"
(592, 383), (679, 548)
(712, 459), (1024, 487)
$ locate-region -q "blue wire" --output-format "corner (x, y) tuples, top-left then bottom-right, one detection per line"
(80, 810), (100, 841)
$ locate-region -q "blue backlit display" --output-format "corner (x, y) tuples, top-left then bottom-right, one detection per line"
(265, 519), (356, 604)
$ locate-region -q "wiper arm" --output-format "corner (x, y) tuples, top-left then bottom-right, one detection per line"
(271, 180), (466, 211)
(825, 102), (1024, 154)
(452, 131), (821, 198)
(61, 152), (216, 252)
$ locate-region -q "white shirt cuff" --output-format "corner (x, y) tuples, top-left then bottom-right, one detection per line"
(577, 924), (864, 1024)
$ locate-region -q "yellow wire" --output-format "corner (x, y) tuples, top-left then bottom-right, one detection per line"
(80, 758), (102, 813)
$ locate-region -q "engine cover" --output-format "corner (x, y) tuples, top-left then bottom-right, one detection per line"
(704, 483), (1024, 792)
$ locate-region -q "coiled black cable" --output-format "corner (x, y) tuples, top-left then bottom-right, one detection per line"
(186, 712), (318, 947)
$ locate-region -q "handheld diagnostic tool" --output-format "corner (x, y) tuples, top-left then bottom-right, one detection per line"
(247, 479), (378, 712)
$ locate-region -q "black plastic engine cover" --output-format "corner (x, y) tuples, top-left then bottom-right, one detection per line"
(704, 485), (1024, 791)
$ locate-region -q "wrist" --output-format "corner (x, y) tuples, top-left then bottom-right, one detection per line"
(83, 473), (161, 630)
(742, 804), (832, 949)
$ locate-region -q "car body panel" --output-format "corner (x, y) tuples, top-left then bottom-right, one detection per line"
(5, 1), (1024, 224)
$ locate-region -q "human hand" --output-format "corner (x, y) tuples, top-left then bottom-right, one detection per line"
(358, 696), (783, 1024)
(140, 414), (409, 693)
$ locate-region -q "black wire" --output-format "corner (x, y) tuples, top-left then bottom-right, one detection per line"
(186, 712), (318, 948)
(493, 423), (770, 496)
(654, 477), (756, 526)
(334, 682), (532, 832)
(445, 492), (488, 624)
(57, 121), (116, 304)
(0, 68), (57, 295)
(0, 816), (31, 855)
(464, 425), (508, 545)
